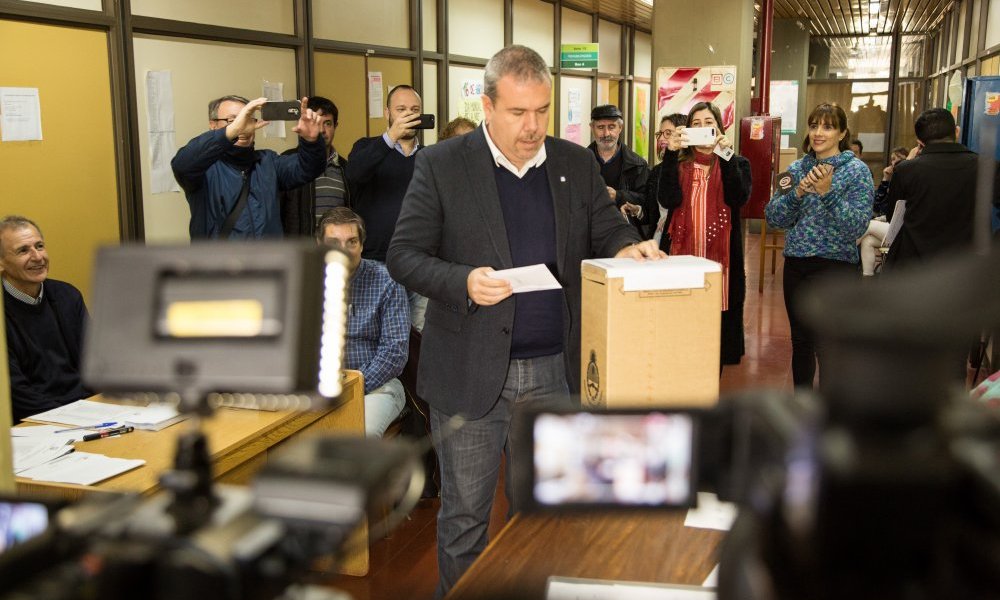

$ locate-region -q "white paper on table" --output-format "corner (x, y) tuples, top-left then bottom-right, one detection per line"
(12, 438), (76, 473)
(18, 452), (145, 486)
(368, 72), (383, 118)
(488, 264), (562, 293)
(262, 80), (286, 139)
(123, 404), (188, 430)
(702, 565), (719, 587)
(10, 424), (84, 439)
(546, 576), (716, 600)
(25, 399), (138, 428)
(144, 71), (181, 193)
(0, 87), (43, 142)
(684, 492), (737, 531)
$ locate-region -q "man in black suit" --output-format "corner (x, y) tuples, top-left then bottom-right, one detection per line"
(387, 45), (663, 597)
(885, 108), (999, 269)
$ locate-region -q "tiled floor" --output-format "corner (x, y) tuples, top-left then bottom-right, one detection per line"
(325, 231), (793, 600)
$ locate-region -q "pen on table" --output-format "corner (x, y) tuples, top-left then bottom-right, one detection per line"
(82, 426), (134, 442)
(55, 422), (118, 433)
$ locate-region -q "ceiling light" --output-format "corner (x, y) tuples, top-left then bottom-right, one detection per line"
(869, 1), (880, 15)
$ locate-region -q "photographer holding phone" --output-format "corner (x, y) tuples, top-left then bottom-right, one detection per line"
(346, 84), (432, 330)
(171, 96), (326, 240)
(766, 102), (873, 388)
(654, 101), (752, 371)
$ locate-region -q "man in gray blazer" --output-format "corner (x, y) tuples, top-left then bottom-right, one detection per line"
(387, 45), (663, 596)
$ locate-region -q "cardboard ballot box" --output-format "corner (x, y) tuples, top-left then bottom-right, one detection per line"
(580, 256), (722, 409)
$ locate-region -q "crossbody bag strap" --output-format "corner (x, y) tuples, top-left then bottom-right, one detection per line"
(219, 169), (252, 239)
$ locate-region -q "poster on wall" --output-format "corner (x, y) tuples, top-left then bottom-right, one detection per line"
(655, 66), (737, 143)
(0, 87), (43, 142)
(565, 89), (583, 145)
(367, 72), (383, 118)
(633, 82), (650, 159)
(459, 79), (484, 124)
(770, 80), (798, 134)
(144, 71), (180, 194)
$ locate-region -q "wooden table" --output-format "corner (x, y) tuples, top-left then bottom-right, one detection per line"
(447, 510), (725, 600)
(14, 370), (371, 575)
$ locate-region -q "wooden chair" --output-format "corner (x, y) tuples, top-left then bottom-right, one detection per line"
(758, 219), (785, 293)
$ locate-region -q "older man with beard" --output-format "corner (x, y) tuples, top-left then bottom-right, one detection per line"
(587, 104), (653, 237)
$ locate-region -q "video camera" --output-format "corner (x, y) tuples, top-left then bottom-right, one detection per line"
(0, 242), (424, 600)
(517, 250), (1000, 600)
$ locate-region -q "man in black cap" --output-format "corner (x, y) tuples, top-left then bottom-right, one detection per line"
(588, 104), (653, 237)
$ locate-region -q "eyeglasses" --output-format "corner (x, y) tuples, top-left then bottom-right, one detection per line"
(211, 117), (258, 125)
(654, 130), (673, 139)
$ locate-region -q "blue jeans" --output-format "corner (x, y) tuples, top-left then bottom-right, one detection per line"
(430, 352), (571, 599)
(364, 378), (405, 438)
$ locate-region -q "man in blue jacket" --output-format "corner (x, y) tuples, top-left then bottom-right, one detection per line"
(171, 95), (326, 240)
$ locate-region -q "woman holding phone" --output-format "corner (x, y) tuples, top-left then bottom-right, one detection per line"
(766, 102), (873, 388)
(655, 102), (752, 370)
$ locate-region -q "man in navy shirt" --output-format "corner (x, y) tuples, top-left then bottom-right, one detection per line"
(1, 215), (91, 423)
(387, 45), (663, 597)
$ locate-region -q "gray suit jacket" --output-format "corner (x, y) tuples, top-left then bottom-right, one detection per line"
(386, 128), (639, 419)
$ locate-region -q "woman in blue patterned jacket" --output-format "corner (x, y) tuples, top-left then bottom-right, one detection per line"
(766, 103), (873, 388)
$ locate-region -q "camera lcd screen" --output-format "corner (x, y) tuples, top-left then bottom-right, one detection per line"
(532, 411), (697, 508)
(0, 502), (49, 555)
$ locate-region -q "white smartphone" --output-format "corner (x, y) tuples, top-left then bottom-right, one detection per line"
(682, 127), (717, 147)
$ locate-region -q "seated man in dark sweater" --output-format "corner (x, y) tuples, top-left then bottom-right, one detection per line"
(1, 216), (91, 423)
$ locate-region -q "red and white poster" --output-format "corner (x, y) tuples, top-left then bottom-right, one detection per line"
(655, 66), (737, 142)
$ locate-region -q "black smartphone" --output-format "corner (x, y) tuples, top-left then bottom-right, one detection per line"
(415, 114), (436, 129)
(261, 101), (302, 121)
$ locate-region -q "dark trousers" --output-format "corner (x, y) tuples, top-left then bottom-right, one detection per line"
(430, 352), (572, 599)
(782, 256), (857, 387)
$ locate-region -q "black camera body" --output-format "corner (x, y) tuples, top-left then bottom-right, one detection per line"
(0, 435), (421, 600)
(519, 250), (1000, 600)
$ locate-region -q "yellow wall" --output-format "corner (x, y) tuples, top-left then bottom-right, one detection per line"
(315, 51), (368, 158)
(0, 20), (120, 300)
(0, 299), (11, 492)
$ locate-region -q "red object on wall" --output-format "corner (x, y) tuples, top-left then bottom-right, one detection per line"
(739, 115), (782, 219)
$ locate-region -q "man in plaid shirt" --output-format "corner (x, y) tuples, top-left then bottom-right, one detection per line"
(319, 207), (409, 436)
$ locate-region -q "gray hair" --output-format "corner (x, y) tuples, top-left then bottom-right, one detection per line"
(208, 95), (250, 120)
(484, 45), (552, 103)
(0, 215), (42, 258)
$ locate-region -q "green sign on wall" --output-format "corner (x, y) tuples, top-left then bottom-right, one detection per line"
(561, 43), (599, 69)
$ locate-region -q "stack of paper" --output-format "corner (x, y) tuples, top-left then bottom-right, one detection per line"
(17, 452), (145, 486)
(26, 399), (137, 428)
(12, 437), (76, 473)
(26, 399), (188, 431)
(122, 404), (188, 431)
